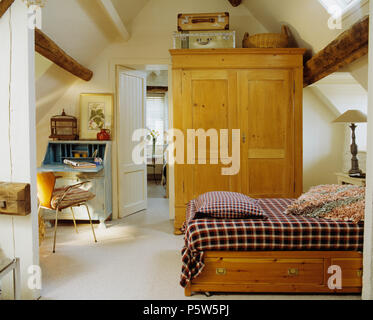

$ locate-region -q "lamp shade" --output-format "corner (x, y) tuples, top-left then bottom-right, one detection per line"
(333, 110), (367, 123)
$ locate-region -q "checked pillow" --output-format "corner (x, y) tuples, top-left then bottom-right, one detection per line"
(195, 191), (265, 219)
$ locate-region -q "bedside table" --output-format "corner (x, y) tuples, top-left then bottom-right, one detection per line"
(335, 172), (366, 187)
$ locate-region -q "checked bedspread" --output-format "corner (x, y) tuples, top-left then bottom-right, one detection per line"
(180, 198), (364, 288)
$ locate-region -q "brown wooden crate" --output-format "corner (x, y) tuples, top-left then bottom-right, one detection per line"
(0, 182), (31, 216)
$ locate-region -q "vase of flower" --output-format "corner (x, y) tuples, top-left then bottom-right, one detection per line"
(147, 129), (160, 159)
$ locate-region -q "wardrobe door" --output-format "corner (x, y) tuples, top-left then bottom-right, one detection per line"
(238, 69), (296, 198)
(181, 70), (240, 202)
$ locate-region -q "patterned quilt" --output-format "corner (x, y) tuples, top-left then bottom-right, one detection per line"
(180, 198), (364, 288)
(286, 184), (365, 223)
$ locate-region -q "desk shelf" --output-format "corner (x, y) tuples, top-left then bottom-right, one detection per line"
(38, 141), (112, 226)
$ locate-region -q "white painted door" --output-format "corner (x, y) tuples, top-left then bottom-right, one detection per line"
(117, 68), (147, 217)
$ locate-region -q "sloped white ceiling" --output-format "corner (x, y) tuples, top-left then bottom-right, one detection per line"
(41, 0), (114, 66)
(111, 0), (150, 30)
(35, 0), (118, 124)
(35, 53), (52, 80)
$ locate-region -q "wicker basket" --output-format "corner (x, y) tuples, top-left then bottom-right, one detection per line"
(242, 25), (290, 48)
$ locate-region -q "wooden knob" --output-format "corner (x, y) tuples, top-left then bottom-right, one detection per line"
(288, 268), (299, 276)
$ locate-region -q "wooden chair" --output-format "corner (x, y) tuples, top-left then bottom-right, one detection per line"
(36, 172), (97, 253)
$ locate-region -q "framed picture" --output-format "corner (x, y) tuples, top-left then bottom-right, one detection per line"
(79, 93), (113, 140)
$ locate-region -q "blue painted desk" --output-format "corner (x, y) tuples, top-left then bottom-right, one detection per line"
(38, 141), (112, 227)
(38, 164), (104, 173)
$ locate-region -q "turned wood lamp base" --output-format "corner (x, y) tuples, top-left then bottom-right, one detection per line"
(348, 123), (363, 177)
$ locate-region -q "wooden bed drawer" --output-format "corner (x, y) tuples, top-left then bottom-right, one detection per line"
(195, 257), (324, 285)
(186, 251), (363, 295)
(331, 258), (363, 287)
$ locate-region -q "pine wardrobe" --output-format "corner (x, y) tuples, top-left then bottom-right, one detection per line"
(170, 48), (306, 234)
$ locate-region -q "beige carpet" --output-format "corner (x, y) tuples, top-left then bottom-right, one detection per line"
(147, 180), (166, 199)
(39, 198), (360, 300)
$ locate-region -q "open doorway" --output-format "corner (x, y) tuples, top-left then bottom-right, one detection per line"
(145, 68), (169, 200)
(116, 64), (169, 220)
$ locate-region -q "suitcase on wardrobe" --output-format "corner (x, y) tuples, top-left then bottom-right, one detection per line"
(177, 12), (229, 31)
(172, 31), (236, 49)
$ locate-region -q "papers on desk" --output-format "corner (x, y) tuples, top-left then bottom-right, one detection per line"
(63, 159), (97, 169)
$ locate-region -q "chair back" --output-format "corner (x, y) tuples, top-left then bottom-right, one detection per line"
(36, 172), (56, 209)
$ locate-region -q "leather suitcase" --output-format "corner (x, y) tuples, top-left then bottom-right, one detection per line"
(177, 12), (229, 31)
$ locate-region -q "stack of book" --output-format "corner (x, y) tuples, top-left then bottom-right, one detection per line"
(63, 159), (97, 169)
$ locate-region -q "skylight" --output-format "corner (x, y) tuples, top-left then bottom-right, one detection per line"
(319, 0), (361, 15)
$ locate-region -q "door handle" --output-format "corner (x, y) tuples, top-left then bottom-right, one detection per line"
(242, 134), (246, 143)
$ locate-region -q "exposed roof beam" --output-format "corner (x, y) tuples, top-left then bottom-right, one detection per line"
(303, 16), (369, 87)
(98, 0), (130, 41)
(228, 0), (241, 7)
(0, 0), (14, 19)
(35, 28), (93, 81)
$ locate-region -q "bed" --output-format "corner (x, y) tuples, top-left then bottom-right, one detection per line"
(181, 198), (364, 296)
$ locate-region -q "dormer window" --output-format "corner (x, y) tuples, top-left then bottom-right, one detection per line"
(319, 0), (363, 17)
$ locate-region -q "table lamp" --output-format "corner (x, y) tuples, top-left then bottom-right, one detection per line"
(333, 110), (367, 177)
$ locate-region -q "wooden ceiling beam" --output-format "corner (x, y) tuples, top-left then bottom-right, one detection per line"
(35, 28), (93, 81)
(303, 16), (369, 87)
(228, 0), (241, 7)
(0, 0), (15, 19)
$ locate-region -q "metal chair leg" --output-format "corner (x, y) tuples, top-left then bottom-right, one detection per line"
(70, 207), (78, 234)
(84, 204), (97, 243)
(53, 208), (59, 253)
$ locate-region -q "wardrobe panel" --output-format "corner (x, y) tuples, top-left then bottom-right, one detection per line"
(239, 69), (295, 198)
(182, 70), (239, 201)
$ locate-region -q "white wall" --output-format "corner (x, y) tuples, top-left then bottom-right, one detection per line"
(303, 88), (345, 191)
(0, 0), (39, 300)
(312, 72), (368, 173)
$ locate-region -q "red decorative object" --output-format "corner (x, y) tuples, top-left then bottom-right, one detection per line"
(97, 129), (111, 141)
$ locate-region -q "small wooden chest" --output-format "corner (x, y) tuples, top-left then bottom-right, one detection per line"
(177, 12), (229, 31)
(0, 182), (31, 216)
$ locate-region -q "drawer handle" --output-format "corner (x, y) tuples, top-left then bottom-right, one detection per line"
(192, 18), (216, 24)
(216, 268), (226, 276)
(0, 201), (6, 209)
(357, 270), (363, 277)
(288, 268), (299, 276)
